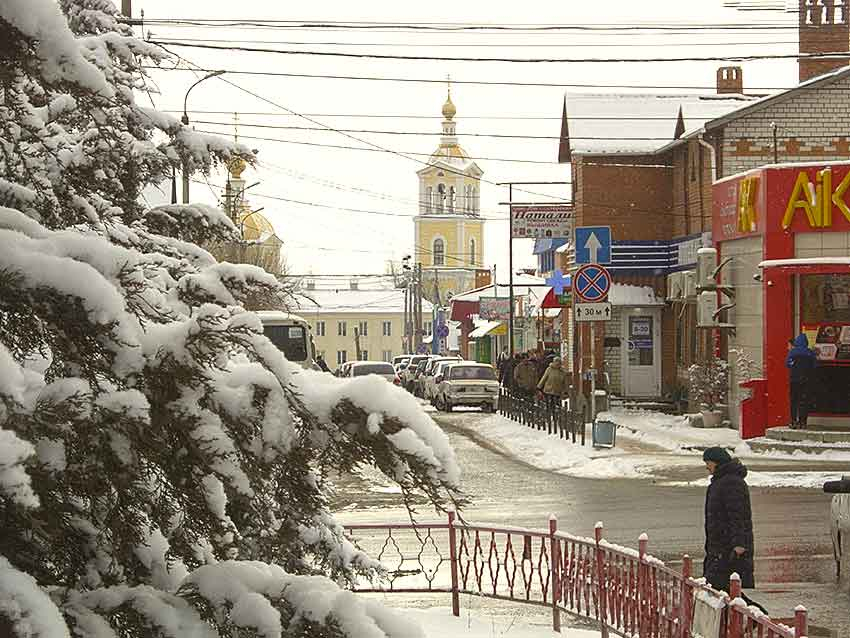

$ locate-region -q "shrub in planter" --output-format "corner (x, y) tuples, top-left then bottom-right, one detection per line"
(688, 358), (729, 426)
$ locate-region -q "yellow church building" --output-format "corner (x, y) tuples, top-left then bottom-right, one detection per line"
(414, 89), (485, 306)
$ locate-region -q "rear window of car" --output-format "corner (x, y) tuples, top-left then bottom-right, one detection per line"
(352, 363), (395, 376)
(450, 366), (496, 381)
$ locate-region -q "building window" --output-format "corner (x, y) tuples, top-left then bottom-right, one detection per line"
(382, 350), (393, 362)
(336, 350), (347, 365)
(359, 349), (368, 361)
(449, 185), (456, 212)
(382, 320), (392, 336)
(315, 321), (325, 337)
(358, 321), (368, 336)
(337, 321), (346, 337)
(437, 184), (446, 212)
(425, 321), (432, 336)
(470, 238), (476, 266)
(433, 238), (445, 266)
(425, 186), (433, 213)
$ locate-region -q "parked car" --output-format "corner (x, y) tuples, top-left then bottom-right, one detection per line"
(434, 362), (499, 412)
(335, 361), (354, 377)
(402, 355), (430, 391)
(824, 476), (850, 585)
(417, 356), (461, 399)
(348, 361), (401, 386)
(425, 360), (460, 403)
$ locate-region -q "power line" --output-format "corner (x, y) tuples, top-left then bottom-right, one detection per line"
(153, 47), (563, 203)
(152, 38), (847, 64)
(140, 34), (803, 48)
(194, 128), (570, 165)
(143, 64), (836, 92)
(142, 18), (801, 32)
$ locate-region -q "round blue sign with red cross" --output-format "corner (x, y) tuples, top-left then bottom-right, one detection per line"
(574, 263), (611, 302)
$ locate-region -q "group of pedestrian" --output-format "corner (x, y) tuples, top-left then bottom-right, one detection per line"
(497, 348), (570, 409)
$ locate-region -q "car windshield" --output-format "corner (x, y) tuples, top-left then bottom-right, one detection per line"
(263, 324), (308, 362)
(352, 363), (395, 376)
(450, 366), (496, 381)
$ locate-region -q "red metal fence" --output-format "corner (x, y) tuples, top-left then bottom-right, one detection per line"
(344, 513), (808, 638)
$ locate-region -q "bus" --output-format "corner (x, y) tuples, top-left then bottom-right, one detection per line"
(255, 311), (317, 370)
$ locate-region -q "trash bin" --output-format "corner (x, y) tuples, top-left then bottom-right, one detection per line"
(592, 419), (617, 448)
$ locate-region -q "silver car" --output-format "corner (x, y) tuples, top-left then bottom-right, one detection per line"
(348, 361), (401, 386)
(824, 476), (850, 586)
(435, 363), (499, 413)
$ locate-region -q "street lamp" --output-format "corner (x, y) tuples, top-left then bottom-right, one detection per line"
(180, 70), (226, 204)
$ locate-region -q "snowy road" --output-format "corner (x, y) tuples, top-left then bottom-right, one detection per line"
(334, 410), (850, 635)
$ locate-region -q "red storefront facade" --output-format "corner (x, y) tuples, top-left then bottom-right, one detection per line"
(714, 161), (850, 437)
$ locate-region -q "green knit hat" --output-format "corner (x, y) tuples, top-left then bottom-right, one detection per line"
(702, 446), (732, 465)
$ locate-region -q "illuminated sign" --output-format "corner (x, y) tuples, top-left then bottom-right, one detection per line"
(737, 176), (759, 232)
(782, 167), (850, 229)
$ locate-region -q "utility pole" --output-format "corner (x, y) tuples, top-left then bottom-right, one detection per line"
(414, 263), (423, 352)
(403, 279), (410, 354)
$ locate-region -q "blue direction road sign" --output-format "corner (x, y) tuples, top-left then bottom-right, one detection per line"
(574, 264), (611, 302)
(575, 226), (612, 264)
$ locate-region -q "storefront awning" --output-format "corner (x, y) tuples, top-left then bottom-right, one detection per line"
(760, 258), (850, 270)
(469, 320), (506, 339)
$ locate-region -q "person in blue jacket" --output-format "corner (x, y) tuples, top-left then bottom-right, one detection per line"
(785, 333), (817, 429)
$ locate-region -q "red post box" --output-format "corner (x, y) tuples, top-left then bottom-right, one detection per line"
(739, 378), (768, 439)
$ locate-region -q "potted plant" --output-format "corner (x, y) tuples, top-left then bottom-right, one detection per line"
(688, 358), (729, 428)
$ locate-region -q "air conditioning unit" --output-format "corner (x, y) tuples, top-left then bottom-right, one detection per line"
(666, 272), (684, 301)
(683, 271), (697, 298)
(697, 291), (718, 327)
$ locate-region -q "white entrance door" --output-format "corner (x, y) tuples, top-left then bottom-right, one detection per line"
(621, 308), (662, 397)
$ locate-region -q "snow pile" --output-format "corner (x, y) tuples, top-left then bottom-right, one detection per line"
(0, 3), (462, 637)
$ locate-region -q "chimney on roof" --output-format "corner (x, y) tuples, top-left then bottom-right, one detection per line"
(799, 0), (850, 83)
(716, 66), (743, 94)
(349, 280), (359, 290)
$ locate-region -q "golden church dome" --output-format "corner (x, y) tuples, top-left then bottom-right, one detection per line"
(228, 156), (247, 179)
(442, 92), (456, 120)
(237, 205), (276, 242)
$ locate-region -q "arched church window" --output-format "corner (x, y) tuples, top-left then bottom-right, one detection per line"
(449, 186), (456, 213)
(426, 186), (433, 213)
(433, 238), (445, 266)
(470, 238), (476, 265)
(472, 187), (478, 213)
(437, 184), (446, 213)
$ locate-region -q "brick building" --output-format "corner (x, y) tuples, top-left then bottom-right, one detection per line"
(558, 0), (850, 404)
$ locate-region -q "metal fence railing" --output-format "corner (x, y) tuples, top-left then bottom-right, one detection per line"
(344, 513), (808, 638)
(498, 387), (586, 446)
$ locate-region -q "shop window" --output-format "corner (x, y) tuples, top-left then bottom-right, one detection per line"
(800, 273), (850, 361)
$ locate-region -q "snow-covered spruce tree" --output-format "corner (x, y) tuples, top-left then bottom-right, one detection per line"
(0, 2), (462, 637)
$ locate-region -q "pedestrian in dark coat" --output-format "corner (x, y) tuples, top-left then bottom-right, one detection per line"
(500, 354), (517, 389)
(702, 447), (767, 614)
(785, 333), (817, 429)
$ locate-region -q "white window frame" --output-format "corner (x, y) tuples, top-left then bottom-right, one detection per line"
(433, 238), (445, 266)
(382, 320), (392, 336)
(338, 321), (346, 337)
(316, 320), (325, 337)
(336, 350), (347, 365)
(358, 321), (368, 337)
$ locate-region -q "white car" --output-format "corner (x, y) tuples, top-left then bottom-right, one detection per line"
(401, 355), (430, 391)
(824, 476), (850, 586)
(348, 361), (401, 386)
(425, 360), (459, 402)
(419, 357), (461, 400)
(435, 363), (499, 413)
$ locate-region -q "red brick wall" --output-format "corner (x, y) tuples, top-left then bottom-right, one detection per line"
(573, 156), (673, 241)
(669, 141), (713, 238)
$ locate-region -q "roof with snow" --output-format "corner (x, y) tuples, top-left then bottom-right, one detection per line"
(562, 91), (758, 156)
(450, 274), (547, 303)
(295, 288), (434, 315)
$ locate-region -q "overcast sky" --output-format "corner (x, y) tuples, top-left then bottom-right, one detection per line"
(135, 0), (800, 281)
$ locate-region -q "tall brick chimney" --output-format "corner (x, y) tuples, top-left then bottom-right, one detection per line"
(799, 0), (850, 83)
(716, 66), (743, 93)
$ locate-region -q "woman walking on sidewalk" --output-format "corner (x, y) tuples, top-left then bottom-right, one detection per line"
(536, 356), (568, 412)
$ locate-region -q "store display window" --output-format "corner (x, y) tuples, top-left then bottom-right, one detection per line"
(800, 273), (850, 364)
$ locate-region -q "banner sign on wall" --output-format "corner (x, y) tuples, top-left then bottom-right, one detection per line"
(479, 296), (511, 321)
(511, 205), (573, 239)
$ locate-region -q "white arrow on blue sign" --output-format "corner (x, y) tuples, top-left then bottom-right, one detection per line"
(575, 226), (612, 264)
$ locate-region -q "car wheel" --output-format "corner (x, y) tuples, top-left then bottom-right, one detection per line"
(444, 399), (452, 412)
